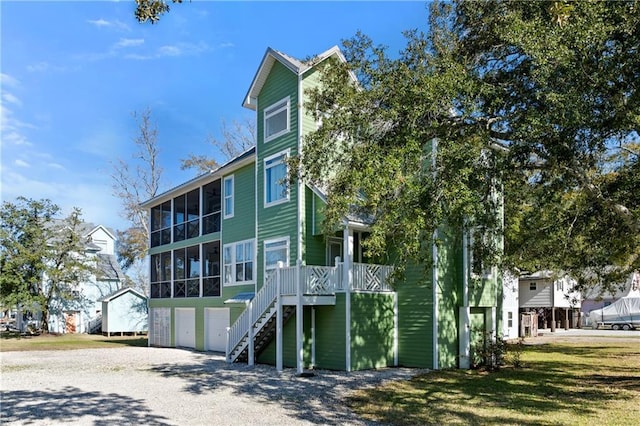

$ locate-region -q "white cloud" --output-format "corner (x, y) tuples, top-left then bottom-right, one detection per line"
(48, 162), (66, 170)
(2, 92), (22, 107)
(0, 73), (20, 88)
(26, 62), (68, 73)
(0, 105), (34, 146)
(87, 18), (130, 32)
(158, 45), (182, 57)
(14, 159), (30, 168)
(114, 38), (145, 49)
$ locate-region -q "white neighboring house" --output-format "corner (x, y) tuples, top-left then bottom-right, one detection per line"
(581, 271), (640, 327)
(501, 272), (520, 339)
(519, 271), (581, 331)
(44, 224), (125, 334)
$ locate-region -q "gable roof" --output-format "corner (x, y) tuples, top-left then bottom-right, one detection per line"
(81, 223), (116, 241)
(243, 45), (347, 110)
(98, 286), (147, 302)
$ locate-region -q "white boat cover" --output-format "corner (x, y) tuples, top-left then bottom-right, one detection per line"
(588, 297), (640, 323)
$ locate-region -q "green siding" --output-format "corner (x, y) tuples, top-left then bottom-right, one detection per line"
(313, 295), (347, 370)
(469, 275), (499, 308)
(437, 228), (463, 369)
(222, 163), (256, 245)
(397, 264), (434, 368)
(256, 307), (313, 368)
(257, 60), (300, 286)
(350, 293), (395, 370)
(304, 188), (327, 265)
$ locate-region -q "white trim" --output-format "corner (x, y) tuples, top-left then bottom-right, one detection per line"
(432, 232), (439, 370)
(223, 175), (234, 219)
(344, 226), (353, 372)
(264, 96), (290, 143)
(297, 74), (303, 265)
(222, 239), (256, 286)
(264, 149), (290, 207)
(263, 236), (290, 276)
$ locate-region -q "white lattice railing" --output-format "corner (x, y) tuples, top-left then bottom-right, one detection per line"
(351, 263), (394, 292)
(277, 262), (392, 295)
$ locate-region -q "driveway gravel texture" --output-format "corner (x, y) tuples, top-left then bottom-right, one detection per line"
(0, 346), (425, 425)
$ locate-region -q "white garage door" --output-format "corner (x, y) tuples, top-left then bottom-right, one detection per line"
(175, 308), (195, 349)
(205, 308), (229, 352)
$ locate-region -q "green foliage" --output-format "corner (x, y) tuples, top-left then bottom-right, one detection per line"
(0, 197), (93, 332)
(470, 328), (507, 371)
(134, 0), (182, 24)
(300, 1), (640, 290)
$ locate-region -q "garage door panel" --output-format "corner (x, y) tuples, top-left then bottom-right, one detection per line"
(205, 308), (229, 352)
(175, 308), (195, 349)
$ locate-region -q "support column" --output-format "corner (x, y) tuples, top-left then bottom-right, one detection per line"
(248, 301), (254, 366)
(564, 308), (569, 330)
(459, 229), (470, 369)
(296, 259), (304, 374)
(311, 307), (316, 369)
(551, 308), (556, 332)
(343, 226), (353, 372)
(276, 261), (283, 372)
(393, 292), (399, 367)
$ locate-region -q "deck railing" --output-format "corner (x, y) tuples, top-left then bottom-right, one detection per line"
(226, 261), (394, 361)
(272, 262), (393, 296)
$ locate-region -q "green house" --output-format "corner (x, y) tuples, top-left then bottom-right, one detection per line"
(142, 46), (503, 371)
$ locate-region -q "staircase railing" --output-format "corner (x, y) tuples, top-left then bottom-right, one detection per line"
(87, 314), (103, 334)
(226, 270), (278, 362)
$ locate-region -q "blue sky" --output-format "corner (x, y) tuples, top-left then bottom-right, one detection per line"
(1, 1), (429, 232)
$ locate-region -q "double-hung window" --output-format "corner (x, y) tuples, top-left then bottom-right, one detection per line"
(264, 237), (289, 274)
(223, 175), (234, 218)
(223, 239), (254, 285)
(264, 151), (289, 206)
(264, 97), (290, 142)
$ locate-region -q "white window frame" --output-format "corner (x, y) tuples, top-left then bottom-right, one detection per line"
(529, 282), (537, 291)
(264, 237), (290, 275)
(223, 239), (255, 286)
(264, 96), (290, 143)
(264, 150), (290, 207)
(223, 175), (234, 219)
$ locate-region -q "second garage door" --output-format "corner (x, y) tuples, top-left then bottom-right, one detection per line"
(175, 308), (196, 349)
(204, 308), (229, 352)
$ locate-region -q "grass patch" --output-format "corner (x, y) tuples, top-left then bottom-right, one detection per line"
(0, 333), (148, 352)
(349, 341), (640, 425)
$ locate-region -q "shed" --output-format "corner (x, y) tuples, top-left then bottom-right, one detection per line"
(100, 287), (148, 337)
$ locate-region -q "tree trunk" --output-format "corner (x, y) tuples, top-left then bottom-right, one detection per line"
(41, 303), (49, 334)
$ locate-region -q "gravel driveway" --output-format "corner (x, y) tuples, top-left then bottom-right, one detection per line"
(1, 347), (424, 425)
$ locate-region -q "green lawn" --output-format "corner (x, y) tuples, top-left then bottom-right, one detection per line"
(349, 340), (640, 425)
(0, 332), (148, 351)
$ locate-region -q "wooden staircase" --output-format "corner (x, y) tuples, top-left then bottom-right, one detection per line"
(233, 305), (295, 363)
